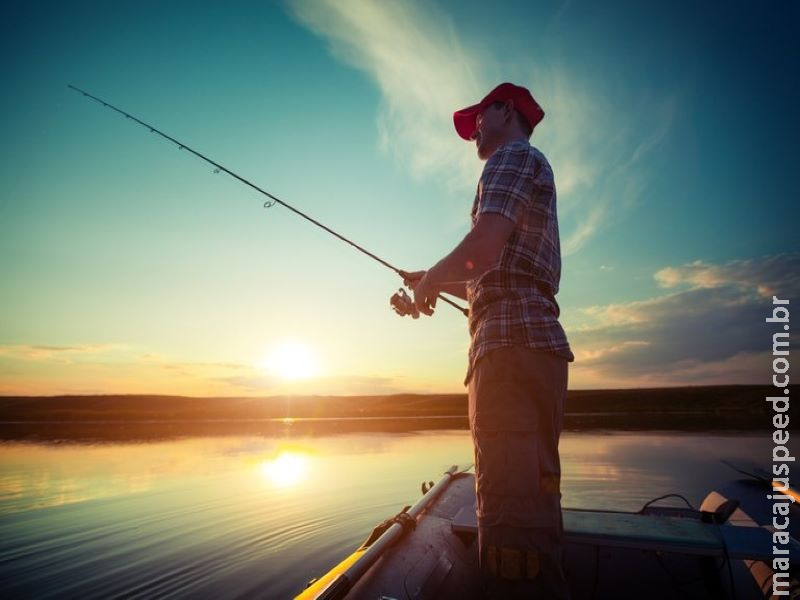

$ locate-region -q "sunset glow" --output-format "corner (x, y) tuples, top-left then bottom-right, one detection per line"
(261, 342), (319, 380)
(0, 1), (795, 396)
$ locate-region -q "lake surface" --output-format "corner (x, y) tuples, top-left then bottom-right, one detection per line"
(0, 428), (791, 599)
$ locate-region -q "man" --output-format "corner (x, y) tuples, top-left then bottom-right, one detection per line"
(397, 82), (574, 599)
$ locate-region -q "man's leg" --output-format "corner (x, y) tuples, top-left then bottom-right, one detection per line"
(468, 346), (570, 599)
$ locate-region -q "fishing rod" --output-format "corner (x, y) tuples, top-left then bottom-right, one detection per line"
(67, 84), (468, 318)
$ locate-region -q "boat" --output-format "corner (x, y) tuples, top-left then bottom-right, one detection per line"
(296, 462), (800, 599)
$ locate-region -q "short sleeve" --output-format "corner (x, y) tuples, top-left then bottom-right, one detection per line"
(476, 145), (537, 225)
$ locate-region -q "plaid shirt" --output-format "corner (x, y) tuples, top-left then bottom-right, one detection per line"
(464, 139), (574, 385)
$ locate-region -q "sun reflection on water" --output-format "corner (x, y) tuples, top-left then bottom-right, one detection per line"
(259, 451), (310, 488)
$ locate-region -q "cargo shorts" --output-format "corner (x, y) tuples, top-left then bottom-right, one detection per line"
(468, 346), (569, 598)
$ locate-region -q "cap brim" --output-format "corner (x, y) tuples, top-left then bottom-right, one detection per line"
(453, 102), (482, 140)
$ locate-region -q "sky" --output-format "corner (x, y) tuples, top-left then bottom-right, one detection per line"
(1, 0), (798, 396)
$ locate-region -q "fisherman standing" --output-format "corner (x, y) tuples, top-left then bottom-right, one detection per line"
(396, 82), (574, 599)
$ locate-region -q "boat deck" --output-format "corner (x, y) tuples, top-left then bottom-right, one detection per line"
(302, 471), (798, 599)
(452, 504), (800, 562)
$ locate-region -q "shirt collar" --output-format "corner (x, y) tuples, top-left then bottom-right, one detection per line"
(496, 137), (530, 152)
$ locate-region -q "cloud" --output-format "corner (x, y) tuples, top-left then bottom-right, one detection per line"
(0, 344), (122, 362)
(286, 0), (482, 195)
(0, 347), (266, 396)
(214, 372), (409, 396)
(0, 342), (414, 396)
(286, 0), (676, 253)
(531, 67), (678, 254)
(137, 353), (250, 372)
(569, 253), (798, 386)
(654, 254), (798, 298)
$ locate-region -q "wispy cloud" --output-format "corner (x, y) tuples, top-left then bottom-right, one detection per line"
(286, 0), (483, 196)
(286, 0), (676, 253)
(569, 253), (798, 386)
(215, 373), (407, 395)
(0, 344), (123, 362)
(0, 344), (416, 396)
(532, 68), (678, 254)
(654, 254), (796, 298)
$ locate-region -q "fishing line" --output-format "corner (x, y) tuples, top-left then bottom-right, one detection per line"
(67, 84), (468, 317)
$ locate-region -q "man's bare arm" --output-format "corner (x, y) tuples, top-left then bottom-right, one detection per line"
(438, 282), (468, 300)
(401, 272), (467, 300)
(410, 213), (517, 315)
(428, 213), (516, 285)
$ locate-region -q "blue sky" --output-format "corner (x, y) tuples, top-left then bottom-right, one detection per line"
(1, 0), (797, 395)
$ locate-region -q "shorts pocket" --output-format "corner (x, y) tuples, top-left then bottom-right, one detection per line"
(475, 429), (544, 527)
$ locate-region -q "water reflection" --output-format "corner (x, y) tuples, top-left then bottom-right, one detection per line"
(0, 431), (795, 599)
(260, 451), (310, 488)
(0, 431), (794, 516)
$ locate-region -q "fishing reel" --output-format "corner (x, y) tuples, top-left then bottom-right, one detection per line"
(390, 288), (419, 319)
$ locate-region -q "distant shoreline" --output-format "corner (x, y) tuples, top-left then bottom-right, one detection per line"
(0, 384), (794, 441)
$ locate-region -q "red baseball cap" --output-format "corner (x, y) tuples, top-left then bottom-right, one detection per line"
(453, 82), (544, 140)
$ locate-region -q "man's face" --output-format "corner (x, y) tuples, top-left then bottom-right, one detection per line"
(471, 102), (506, 160)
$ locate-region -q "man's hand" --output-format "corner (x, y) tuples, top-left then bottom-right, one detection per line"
(398, 270), (439, 317)
(401, 270), (425, 289)
(410, 271), (439, 316)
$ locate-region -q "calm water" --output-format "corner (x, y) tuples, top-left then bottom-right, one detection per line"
(0, 429), (791, 599)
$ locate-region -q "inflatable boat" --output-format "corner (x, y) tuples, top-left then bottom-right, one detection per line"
(296, 462), (800, 599)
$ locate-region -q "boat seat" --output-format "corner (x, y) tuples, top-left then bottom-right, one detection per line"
(451, 506), (800, 563)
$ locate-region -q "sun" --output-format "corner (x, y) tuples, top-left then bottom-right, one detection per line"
(261, 341), (318, 380)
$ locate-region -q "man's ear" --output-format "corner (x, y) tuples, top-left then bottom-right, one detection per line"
(503, 99), (515, 124)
